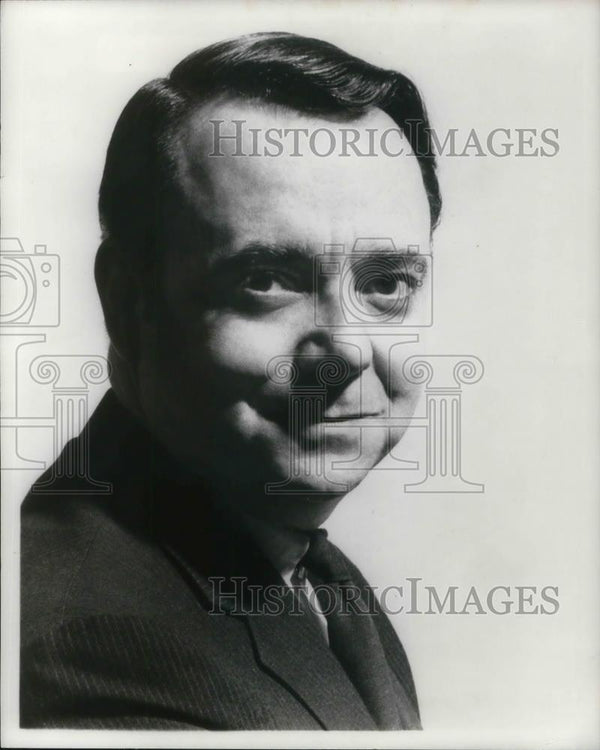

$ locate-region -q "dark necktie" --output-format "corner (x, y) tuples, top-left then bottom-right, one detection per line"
(301, 529), (419, 730)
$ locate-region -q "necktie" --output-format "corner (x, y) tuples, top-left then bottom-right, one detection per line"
(290, 563), (330, 644)
(301, 529), (419, 730)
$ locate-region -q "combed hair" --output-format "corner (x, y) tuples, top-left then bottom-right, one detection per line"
(99, 31), (441, 263)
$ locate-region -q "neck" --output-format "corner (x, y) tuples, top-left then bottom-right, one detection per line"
(211, 480), (343, 579)
(240, 514), (310, 579)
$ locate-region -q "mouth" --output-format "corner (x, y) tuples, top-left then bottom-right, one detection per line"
(321, 412), (383, 423)
(297, 410), (389, 452)
(258, 402), (386, 429)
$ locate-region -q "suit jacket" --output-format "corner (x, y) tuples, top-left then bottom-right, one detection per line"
(20, 389), (421, 730)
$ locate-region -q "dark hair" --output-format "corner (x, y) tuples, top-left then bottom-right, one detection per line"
(98, 32), (441, 264)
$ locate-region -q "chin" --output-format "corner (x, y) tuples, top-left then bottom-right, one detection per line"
(253, 485), (348, 531)
(261, 448), (374, 497)
(299, 469), (369, 498)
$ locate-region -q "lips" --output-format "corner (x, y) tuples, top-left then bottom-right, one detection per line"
(321, 411), (383, 422)
(259, 401), (385, 427)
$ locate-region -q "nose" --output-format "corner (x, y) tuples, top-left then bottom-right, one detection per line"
(295, 289), (374, 383)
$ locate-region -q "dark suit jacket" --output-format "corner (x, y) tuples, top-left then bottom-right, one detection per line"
(21, 389), (420, 730)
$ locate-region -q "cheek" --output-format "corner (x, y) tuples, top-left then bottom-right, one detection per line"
(372, 336), (425, 402)
(203, 314), (296, 381)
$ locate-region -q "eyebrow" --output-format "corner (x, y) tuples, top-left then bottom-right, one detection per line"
(207, 242), (314, 275)
(206, 240), (430, 279)
(349, 242), (427, 256)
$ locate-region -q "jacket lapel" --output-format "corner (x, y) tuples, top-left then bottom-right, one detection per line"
(162, 530), (377, 730)
(242, 595), (377, 730)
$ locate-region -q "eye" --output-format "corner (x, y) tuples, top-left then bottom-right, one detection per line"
(233, 266), (309, 311)
(359, 273), (410, 297)
(241, 270), (289, 294)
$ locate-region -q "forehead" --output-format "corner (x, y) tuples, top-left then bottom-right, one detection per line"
(172, 98), (431, 257)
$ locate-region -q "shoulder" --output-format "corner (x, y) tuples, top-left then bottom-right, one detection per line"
(20, 483), (202, 648)
(20, 390), (202, 643)
(20, 490), (258, 729)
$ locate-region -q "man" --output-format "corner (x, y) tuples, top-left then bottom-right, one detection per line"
(21, 32), (440, 730)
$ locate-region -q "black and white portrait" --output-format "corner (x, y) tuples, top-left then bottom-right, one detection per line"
(2, 2), (598, 748)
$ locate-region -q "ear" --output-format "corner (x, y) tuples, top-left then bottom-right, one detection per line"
(94, 238), (142, 364)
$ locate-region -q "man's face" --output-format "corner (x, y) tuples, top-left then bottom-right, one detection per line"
(136, 99), (430, 524)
